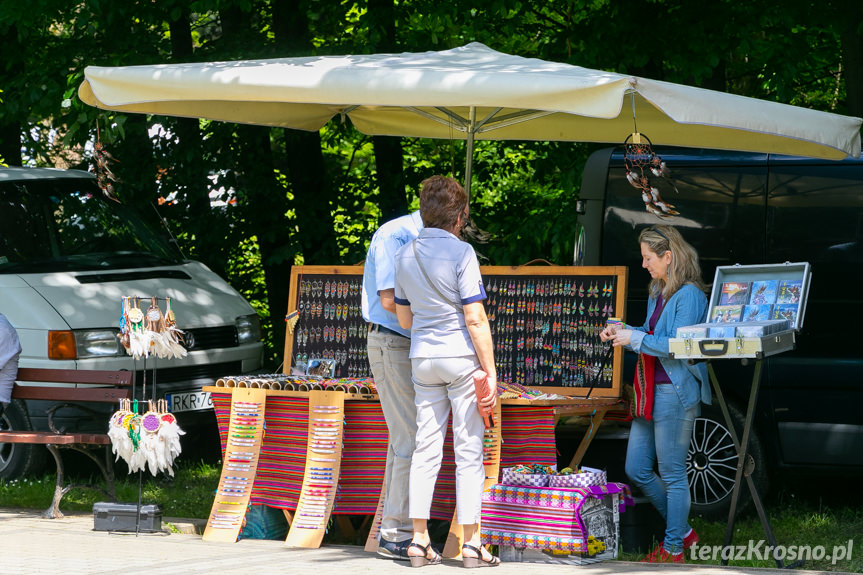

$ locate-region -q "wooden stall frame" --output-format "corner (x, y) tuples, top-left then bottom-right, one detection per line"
(285, 264), (628, 400)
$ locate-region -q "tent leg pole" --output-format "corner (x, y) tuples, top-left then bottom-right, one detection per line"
(464, 106), (476, 201)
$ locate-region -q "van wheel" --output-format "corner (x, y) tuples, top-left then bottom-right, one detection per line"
(687, 400), (769, 521)
(0, 400), (47, 479)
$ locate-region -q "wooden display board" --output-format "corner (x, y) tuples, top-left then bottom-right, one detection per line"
(285, 264), (627, 399)
(202, 387), (267, 543)
(284, 390), (345, 548)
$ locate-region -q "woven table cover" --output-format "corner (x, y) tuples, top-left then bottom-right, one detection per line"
(212, 394), (556, 519)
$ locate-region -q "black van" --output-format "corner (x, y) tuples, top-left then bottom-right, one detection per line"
(575, 146), (863, 518)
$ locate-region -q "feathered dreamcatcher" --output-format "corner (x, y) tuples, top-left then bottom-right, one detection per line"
(108, 398), (185, 476)
(624, 132), (680, 218)
(93, 121), (121, 202)
(118, 296), (187, 360)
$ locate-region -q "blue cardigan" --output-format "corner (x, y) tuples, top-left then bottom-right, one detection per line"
(627, 283), (711, 410)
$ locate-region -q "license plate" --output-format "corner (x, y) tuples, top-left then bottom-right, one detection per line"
(165, 390), (213, 412)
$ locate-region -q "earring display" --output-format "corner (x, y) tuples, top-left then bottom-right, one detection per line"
(290, 274), (369, 379)
(483, 273), (618, 393)
(284, 390), (345, 548)
(202, 387), (267, 543)
(286, 266), (626, 400)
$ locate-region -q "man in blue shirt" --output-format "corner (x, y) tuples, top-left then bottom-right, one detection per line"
(0, 313), (21, 417)
(361, 210), (423, 560)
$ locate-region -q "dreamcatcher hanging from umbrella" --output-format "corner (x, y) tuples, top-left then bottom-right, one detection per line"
(623, 94), (681, 218)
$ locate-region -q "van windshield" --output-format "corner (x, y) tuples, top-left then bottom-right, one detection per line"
(0, 175), (184, 273)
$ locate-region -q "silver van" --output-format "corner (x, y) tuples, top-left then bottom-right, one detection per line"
(0, 167), (264, 477)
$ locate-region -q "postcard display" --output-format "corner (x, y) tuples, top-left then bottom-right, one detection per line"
(669, 262), (811, 569)
(285, 265), (628, 399)
(669, 262), (810, 360)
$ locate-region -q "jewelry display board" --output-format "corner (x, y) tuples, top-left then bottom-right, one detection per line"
(285, 265), (627, 399)
(284, 390), (345, 548)
(202, 387), (267, 543)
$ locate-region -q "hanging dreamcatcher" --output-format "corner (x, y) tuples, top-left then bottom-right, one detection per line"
(624, 132), (679, 218)
(93, 120), (121, 202)
(140, 399), (185, 476)
(108, 398), (184, 476)
(118, 296), (187, 360)
(623, 92), (681, 218)
(107, 398), (147, 472)
(108, 398), (138, 468)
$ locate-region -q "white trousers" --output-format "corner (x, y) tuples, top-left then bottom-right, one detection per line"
(409, 355), (485, 526)
(367, 330), (416, 542)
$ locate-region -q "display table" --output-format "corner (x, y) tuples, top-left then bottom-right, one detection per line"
(206, 387), (620, 549)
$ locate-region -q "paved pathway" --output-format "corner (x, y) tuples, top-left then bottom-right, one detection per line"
(0, 508), (839, 575)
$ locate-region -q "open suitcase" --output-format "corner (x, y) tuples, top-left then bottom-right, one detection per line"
(669, 262), (810, 360)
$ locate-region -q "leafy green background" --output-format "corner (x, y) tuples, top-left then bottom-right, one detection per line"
(1, 0), (860, 364)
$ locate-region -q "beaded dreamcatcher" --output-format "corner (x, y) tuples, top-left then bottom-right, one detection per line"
(108, 398), (138, 468)
(118, 296), (187, 360)
(93, 122), (121, 202)
(108, 398), (184, 476)
(141, 399), (185, 476)
(623, 132), (680, 218)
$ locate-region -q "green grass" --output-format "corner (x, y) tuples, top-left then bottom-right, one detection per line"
(0, 459), (219, 519)
(618, 497), (863, 572)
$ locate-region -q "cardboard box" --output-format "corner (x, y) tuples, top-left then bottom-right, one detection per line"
(93, 502), (163, 533)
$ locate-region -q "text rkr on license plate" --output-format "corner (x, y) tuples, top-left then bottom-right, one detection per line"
(165, 390), (213, 412)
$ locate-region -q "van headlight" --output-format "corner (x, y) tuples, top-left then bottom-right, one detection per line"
(49, 329), (123, 360)
(236, 314), (262, 344)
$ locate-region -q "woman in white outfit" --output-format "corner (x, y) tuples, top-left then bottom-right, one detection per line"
(393, 175), (499, 568)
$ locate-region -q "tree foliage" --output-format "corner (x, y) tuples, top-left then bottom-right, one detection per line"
(0, 0), (859, 364)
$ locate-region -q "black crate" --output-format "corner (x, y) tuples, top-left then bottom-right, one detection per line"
(93, 502), (163, 532)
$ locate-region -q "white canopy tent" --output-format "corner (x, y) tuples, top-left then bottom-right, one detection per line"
(79, 42), (862, 197)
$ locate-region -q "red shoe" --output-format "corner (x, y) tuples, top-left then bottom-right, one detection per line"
(683, 528), (700, 549)
(641, 545), (685, 564)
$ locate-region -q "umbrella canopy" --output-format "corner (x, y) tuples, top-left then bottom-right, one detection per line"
(80, 42), (861, 164)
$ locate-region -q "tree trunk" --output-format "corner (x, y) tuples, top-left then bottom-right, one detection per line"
(0, 120), (21, 166)
(236, 124), (292, 361)
(283, 128), (340, 263)
(168, 11), (210, 221)
(367, 0), (408, 219)
(841, 17), (863, 120)
(272, 0), (340, 264)
(0, 25), (22, 165)
(373, 135), (407, 220)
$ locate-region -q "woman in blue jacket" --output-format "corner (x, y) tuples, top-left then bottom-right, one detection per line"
(600, 225), (710, 563)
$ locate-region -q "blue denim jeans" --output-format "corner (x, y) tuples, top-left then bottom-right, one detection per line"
(625, 384), (699, 554)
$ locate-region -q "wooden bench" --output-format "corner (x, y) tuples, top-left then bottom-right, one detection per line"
(1, 368), (133, 518)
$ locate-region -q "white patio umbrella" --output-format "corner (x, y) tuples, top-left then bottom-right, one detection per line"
(79, 42), (862, 198)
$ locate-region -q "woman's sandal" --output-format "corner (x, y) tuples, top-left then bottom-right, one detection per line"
(461, 543), (501, 568)
(408, 541), (442, 568)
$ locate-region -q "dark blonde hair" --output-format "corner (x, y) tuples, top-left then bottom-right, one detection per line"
(419, 176), (467, 230)
(638, 225), (705, 298)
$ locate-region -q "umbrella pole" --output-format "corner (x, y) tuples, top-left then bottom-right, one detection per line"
(464, 106), (476, 201)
